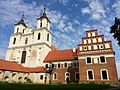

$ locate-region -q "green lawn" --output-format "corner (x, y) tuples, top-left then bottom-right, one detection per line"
(0, 83), (119, 90)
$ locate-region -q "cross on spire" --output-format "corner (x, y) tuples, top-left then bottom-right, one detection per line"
(21, 11), (24, 20)
(43, 7), (46, 16)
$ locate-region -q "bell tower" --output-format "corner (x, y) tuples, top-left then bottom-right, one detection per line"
(14, 14), (27, 34)
(37, 8), (51, 30)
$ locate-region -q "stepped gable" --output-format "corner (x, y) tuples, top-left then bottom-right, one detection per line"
(77, 29), (114, 56)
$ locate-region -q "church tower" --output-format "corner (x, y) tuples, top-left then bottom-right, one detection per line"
(6, 8), (52, 67)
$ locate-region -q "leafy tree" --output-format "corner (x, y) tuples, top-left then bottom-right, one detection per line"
(110, 17), (120, 46)
(46, 62), (54, 84)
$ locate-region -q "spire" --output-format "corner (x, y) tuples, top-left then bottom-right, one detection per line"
(15, 12), (27, 27)
(21, 13), (24, 20)
(37, 7), (51, 23)
(43, 7), (46, 16)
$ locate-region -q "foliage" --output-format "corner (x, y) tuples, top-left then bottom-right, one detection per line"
(110, 17), (120, 46)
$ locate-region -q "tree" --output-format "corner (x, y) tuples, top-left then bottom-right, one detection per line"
(110, 17), (120, 46)
(46, 62), (54, 84)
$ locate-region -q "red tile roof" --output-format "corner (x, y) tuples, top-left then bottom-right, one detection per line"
(44, 49), (75, 62)
(0, 59), (46, 73)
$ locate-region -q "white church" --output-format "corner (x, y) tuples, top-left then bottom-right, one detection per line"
(6, 8), (52, 67)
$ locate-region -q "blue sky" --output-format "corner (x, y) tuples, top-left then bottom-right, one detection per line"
(0, 0), (120, 78)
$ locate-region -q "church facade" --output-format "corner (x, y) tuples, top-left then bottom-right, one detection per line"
(0, 9), (118, 84)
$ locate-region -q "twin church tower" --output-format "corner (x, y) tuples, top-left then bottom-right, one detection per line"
(6, 8), (52, 67)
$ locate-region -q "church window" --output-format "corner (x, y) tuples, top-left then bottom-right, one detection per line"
(25, 38), (28, 44)
(47, 21), (48, 27)
(64, 63), (68, 68)
(100, 69), (109, 80)
(100, 56), (106, 63)
(38, 33), (41, 40)
(21, 51), (26, 63)
(57, 63), (61, 68)
(40, 22), (42, 28)
(45, 64), (48, 68)
(13, 38), (16, 44)
(72, 62), (79, 68)
(87, 70), (94, 80)
(17, 28), (19, 33)
(47, 34), (49, 42)
(86, 57), (92, 64)
(53, 73), (58, 80)
(23, 29), (25, 33)
(40, 75), (43, 80)
(75, 72), (79, 80)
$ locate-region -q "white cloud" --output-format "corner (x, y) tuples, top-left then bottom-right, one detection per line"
(81, 7), (91, 14)
(112, 0), (120, 17)
(57, 0), (68, 5)
(81, 0), (106, 20)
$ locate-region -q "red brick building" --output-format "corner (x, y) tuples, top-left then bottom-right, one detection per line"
(44, 29), (118, 84)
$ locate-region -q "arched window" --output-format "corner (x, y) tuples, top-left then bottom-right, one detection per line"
(17, 28), (19, 33)
(13, 38), (16, 44)
(25, 38), (28, 44)
(38, 33), (41, 40)
(47, 34), (49, 42)
(21, 51), (26, 63)
(87, 69), (94, 80)
(100, 69), (109, 80)
(40, 22), (42, 28)
(53, 73), (58, 80)
(23, 29), (25, 33)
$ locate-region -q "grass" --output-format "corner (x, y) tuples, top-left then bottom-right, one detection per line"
(0, 82), (119, 90)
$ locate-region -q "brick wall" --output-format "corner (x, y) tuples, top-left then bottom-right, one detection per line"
(79, 57), (118, 84)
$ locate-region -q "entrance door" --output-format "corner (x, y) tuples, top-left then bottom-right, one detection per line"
(65, 72), (70, 84)
(66, 77), (70, 84)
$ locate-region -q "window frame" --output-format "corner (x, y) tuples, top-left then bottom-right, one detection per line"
(47, 34), (49, 42)
(64, 63), (68, 68)
(57, 63), (61, 69)
(40, 75), (43, 80)
(86, 57), (92, 64)
(38, 33), (41, 40)
(25, 38), (28, 44)
(53, 73), (58, 80)
(99, 56), (106, 64)
(72, 61), (79, 68)
(13, 38), (16, 44)
(100, 69), (109, 80)
(21, 51), (27, 63)
(87, 69), (94, 80)
(75, 72), (79, 80)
